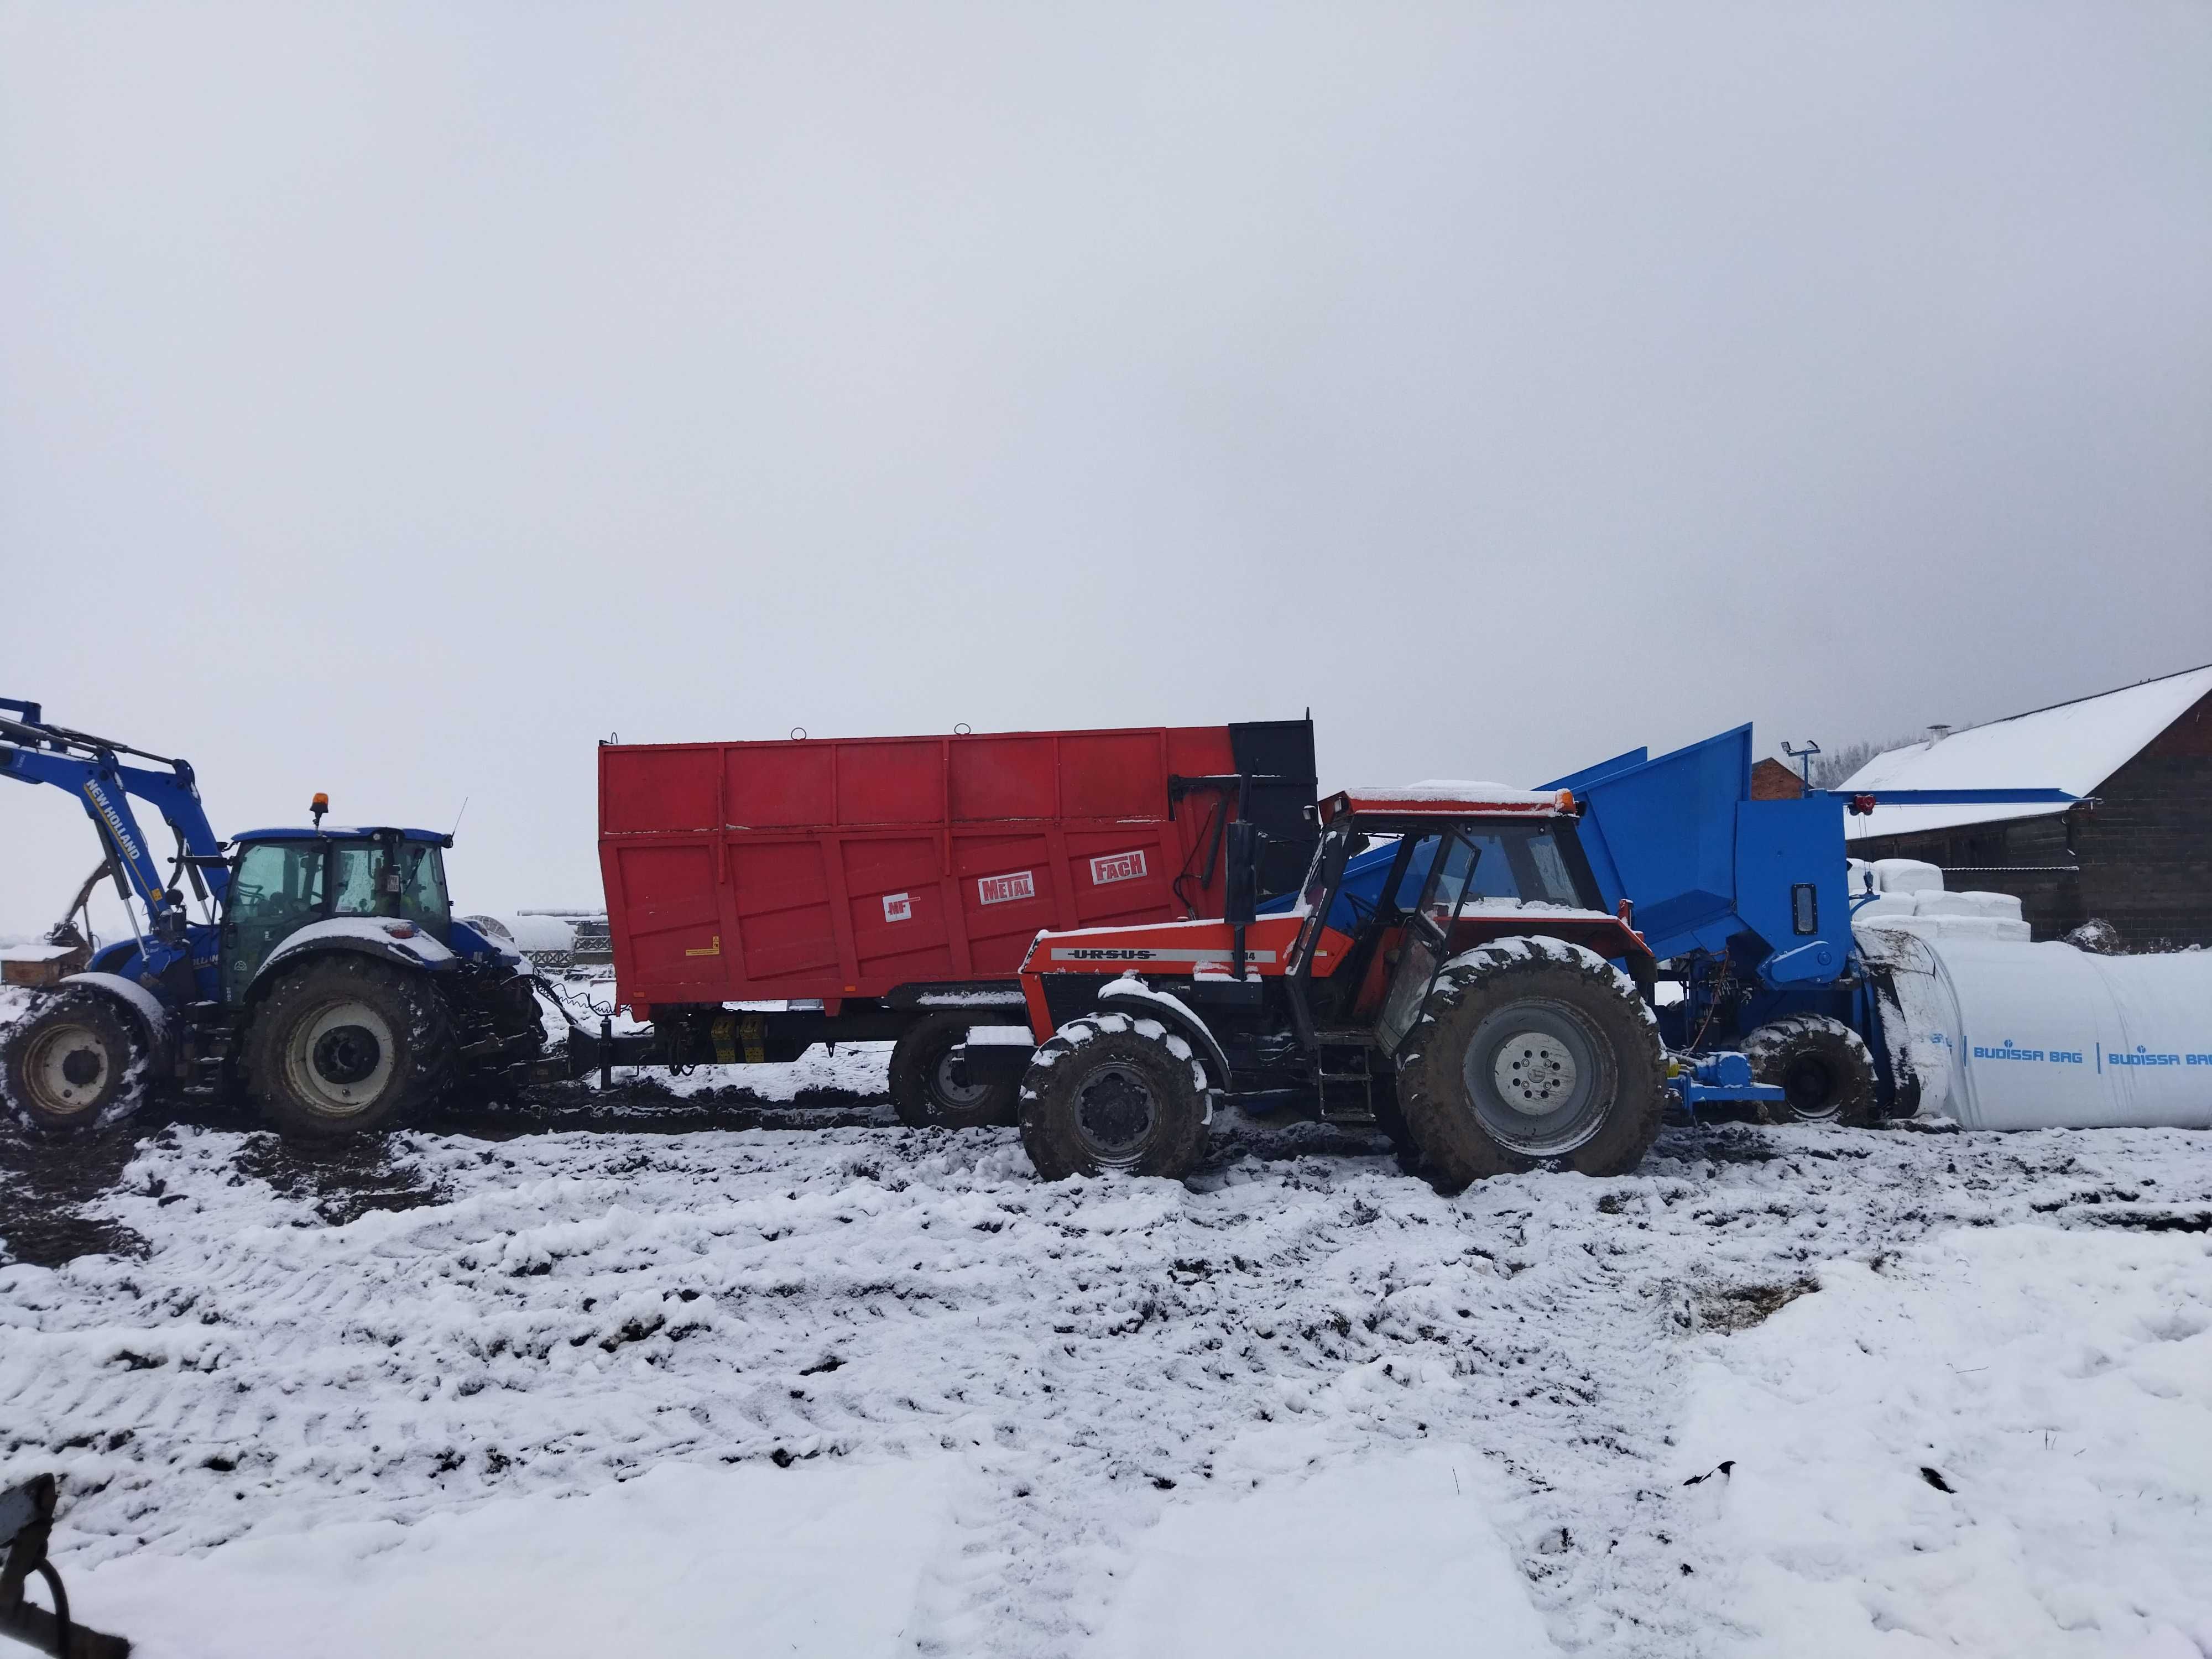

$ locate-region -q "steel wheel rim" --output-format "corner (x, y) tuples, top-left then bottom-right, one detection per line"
(282, 998), (396, 1118)
(22, 1021), (111, 1117)
(1072, 1061), (1159, 1168)
(1461, 997), (1612, 1156)
(1781, 1053), (1841, 1121)
(929, 1046), (993, 1110)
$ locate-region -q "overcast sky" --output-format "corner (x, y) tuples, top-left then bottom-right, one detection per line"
(3, 2), (2207, 935)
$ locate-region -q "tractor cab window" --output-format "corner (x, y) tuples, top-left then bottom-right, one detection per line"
(330, 839), (452, 939)
(330, 842), (390, 916)
(229, 842), (325, 928)
(1378, 833), (1476, 916)
(223, 841), (327, 999)
(397, 843), (450, 936)
(1454, 825), (1585, 908)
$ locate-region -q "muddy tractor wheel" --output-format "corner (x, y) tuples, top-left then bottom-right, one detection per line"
(890, 1010), (1019, 1129)
(245, 955), (453, 1138)
(1, 992), (145, 1131)
(1744, 1015), (1877, 1127)
(1396, 938), (1666, 1189)
(1018, 1013), (1212, 1181)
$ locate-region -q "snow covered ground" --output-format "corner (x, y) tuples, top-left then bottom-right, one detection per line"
(3, 1025), (2210, 1656)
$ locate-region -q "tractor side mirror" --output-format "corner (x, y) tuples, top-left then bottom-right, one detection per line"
(1224, 820), (1260, 926)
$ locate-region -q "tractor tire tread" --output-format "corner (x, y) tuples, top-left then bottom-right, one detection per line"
(243, 954), (454, 1139)
(0, 990), (148, 1132)
(1018, 1013), (1211, 1181)
(889, 1009), (1020, 1130)
(1396, 936), (1665, 1191)
(1743, 1014), (1878, 1127)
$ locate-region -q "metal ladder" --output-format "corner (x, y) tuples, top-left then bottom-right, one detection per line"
(1313, 1033), (1380, 1126)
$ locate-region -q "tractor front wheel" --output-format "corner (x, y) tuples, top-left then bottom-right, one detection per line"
(1018, 1014), (1211, 1181)
(1396, 938), (1666, 1189)
(245, 956), (453, 1138)
(1, 992), (145, 1131)
(890, 1011), (1019, 1129)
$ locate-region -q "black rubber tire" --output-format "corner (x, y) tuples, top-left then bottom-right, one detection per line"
(1745, 1014), (1877, 1127)
(244, 955), (453, 1138)
(1, 992), (145, 1131)
(1019, 1013), (1212, 1181)
(889, 1010), (1019, 1129)
(1395, 938), (1666, 1190)
(1370, 1071), (1423, 1175)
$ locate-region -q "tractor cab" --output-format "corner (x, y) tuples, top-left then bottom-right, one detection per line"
(220, 827), (455, 1003)
(1279, 789), (1636, 1039)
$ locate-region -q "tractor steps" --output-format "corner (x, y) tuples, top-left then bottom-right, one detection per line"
(1314, 1037), (1382, 1126)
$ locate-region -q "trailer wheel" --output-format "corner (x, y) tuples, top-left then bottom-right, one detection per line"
(1, 992), (145, 1131)
(1019, 1013), (1211, 1181)
(889, 1011), (1018, 1129)
(1744, 1015), (1877, 1127)
(245, 955), (453, 1138)
(1396, 938), (1665, 1189)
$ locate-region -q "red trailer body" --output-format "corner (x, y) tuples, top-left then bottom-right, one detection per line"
(599, 721), (1315, 1016)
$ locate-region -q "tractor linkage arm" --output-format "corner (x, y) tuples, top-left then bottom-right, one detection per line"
(0, 698), (229, 973)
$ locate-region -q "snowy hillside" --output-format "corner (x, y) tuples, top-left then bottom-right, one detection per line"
(2, 1054), (2208, 1657)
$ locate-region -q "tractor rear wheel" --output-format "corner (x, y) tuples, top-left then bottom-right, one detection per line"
(1396, 938), (1665, 1189)
(1744, 1015), (1877, 1127)
(245, 955), (453, 1138)
(1019, 1013), (1211, 1181)
(890, 1011), (1018, 1129)
(1, 992), (145, 1131)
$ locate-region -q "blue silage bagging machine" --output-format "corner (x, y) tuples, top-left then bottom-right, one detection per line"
(1541, 727), (2072, 1123)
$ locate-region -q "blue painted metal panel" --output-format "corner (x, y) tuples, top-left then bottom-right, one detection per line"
(1568, 726), (1752, 963)
(1539, 745), (1648, 797)
(1732, 797), (1850, 982)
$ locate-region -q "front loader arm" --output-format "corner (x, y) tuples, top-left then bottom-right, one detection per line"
(1, 700), (227, 961)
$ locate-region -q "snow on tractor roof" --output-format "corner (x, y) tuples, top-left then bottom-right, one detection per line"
(1329, 783), (1574, 819)
(231, 825), (455, 846)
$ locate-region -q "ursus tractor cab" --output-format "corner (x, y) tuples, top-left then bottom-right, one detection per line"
(993, 785), (1668, 1187)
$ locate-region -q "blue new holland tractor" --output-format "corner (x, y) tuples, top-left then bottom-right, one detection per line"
(0, 699), (551, 1135)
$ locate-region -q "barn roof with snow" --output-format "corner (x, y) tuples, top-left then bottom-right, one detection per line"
(1841, 662), (2212, 842)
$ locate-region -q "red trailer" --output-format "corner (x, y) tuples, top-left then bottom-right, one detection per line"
(594, 719), (1315, 1125)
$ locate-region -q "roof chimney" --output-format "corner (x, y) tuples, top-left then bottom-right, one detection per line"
(1926, 724), (1952, 745)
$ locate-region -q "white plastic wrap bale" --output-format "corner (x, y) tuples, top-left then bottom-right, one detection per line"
(1871, 858), (1944, 895)
(1857, 927), (2212, 1131)
(1957, 890), (2026, 922)
(1853, 888), (2032, 946)
(1912, 891), (1981, 917)
(1851, 893), (1921, 924)
(1903, 891), (2032, 941)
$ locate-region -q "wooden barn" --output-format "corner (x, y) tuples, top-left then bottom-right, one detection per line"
(1841, 663), (2212, 948)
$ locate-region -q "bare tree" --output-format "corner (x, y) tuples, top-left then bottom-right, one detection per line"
(1808, 732), (1926, 789)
